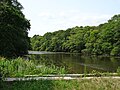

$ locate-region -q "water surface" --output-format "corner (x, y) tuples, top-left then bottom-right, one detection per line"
(29, 51), (120, 74)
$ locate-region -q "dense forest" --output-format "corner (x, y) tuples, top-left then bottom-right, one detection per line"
(0, 0), (30, 57)
(31, 14), (120, 56)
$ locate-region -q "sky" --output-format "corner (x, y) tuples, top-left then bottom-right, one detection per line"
(18, 0), (120, 37)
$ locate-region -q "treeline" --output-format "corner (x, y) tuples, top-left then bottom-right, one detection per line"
(31, 15), (120, 56)
(0, 0), (30, 58)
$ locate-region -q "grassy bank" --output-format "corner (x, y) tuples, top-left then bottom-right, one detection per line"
(1, 57), (120, 78)
(0, 57), (66, 78)
(1, 57), (120, 90)
(1, 78), (120, 90)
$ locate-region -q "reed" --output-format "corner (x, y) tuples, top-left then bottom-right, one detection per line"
(0, 57), (66, 78)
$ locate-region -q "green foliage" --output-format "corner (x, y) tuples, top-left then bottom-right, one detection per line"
(0, 0), (30, 58)
(117, 67), (120, 75)
(0, 0), (23, 10)
(1, 78), (120, 90)
(111, 46), (120, 56)
(31, 14), (120, 56)
(0, 57), (66, 77)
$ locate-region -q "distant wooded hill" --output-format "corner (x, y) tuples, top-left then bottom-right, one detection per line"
(31, 14), (120, 56)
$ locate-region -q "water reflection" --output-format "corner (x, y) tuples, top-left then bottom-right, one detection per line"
(29, 52), (120, 74)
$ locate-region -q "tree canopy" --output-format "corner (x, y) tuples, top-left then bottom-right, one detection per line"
(0, 0), (30, 57)
(31, 14), (120, 56)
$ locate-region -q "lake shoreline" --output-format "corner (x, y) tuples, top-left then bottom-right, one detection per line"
(28, 51), (120, 57)
(2, 72), (120, 81)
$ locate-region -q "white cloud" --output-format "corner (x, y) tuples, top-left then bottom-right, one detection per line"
(54, 11), (112, 27)
(29, 10), (113, 36)
(39, 12), (51, 17)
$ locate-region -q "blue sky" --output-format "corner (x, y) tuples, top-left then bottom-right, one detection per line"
(18, 0), (120, 37)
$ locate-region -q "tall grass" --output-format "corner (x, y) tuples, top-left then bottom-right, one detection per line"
(1, 78), (120, 90)
(0, 57), (66, 77)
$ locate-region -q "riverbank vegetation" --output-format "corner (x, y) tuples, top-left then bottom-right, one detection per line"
(1, 57), (120, 90)
(0, 57), (66, 78)
(1, 78), (120, 90)
(1, 57), (120, 78)
(31, 14), (120, 56)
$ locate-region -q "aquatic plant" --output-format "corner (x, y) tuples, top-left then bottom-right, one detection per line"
(0, 57), (66, 78)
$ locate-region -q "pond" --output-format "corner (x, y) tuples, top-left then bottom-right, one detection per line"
(29, 51), (120, 74)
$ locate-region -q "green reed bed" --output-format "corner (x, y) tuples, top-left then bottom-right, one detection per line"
(1, 78), (120, 90)
(0, 57), (66, 78)
(1, 57), (120, 90)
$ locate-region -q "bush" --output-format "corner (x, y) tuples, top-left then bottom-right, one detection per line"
(110, 47), (120, 56)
